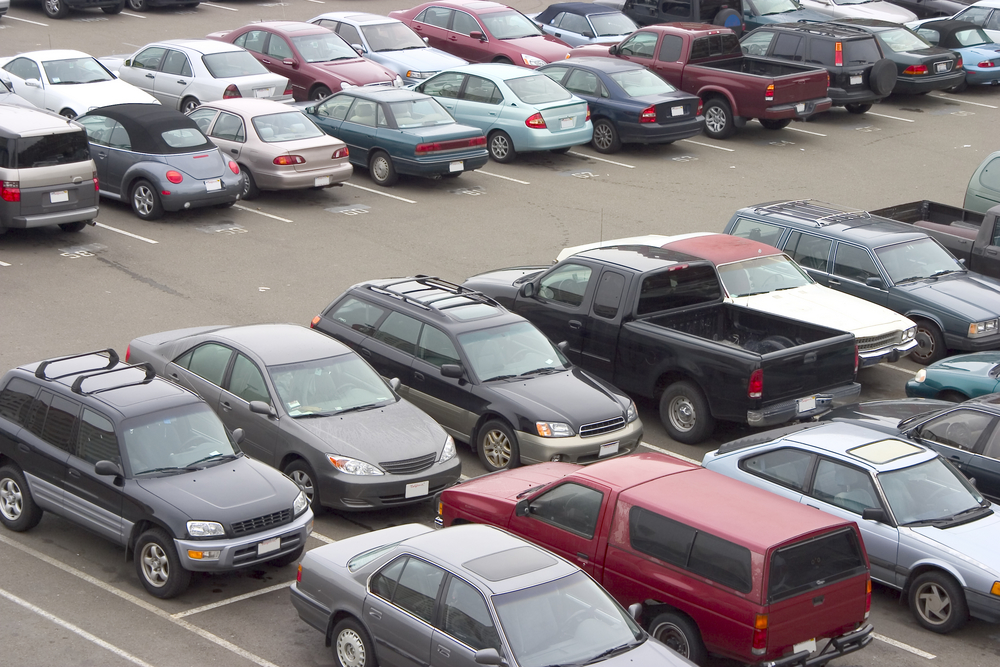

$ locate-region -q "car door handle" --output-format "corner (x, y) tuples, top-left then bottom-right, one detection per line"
(17, 443), (30, 454)
(176, 80), (186, 85)
(576, 552), (588, 561)
(68, 469), (81, 478)
(145, 73), (155, 79)
(360, 348), (371, 357)
(554, 32), (561, 37)
(261, 59), (271, 64)
(221, 401), (233, 411)
(414, 371), (425, 381)
(568, 320), (582, 330)
(230, 149), (239, 154)
(449, 35), (458, 41)
(987, 249), (998, 256)
(368, 608), (382, 620)
(828, 278), (841, 286)
(437, 646), (451, 658)
(806, 504), (821, 510)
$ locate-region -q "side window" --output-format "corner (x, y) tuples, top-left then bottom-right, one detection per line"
(337, 23), (363, 47)
(452, 11), (481, 36)
(987, 10), (1000, 31)
(540, 65), (569, 84)
(77, 409), (120, 465)
(161, 50), (192, 77)
(421, 72), (465, 99)
(529, 483), (604, 538)
(619, 32), (658, 58)
(228, 354), (269, 404)
(187, 108), (219, 134)
(915, 28), (940, 45)
(538, 263), (593, 307)
(663, 0), (692, 18)
(374, 312), (423, 355)
(658, 34), (683, 62)
(772, 34), (804, 61)
(741, 447), (814, 491)
(592, 271), (625, 319)
(558, 13), (590, 35)
(4, 58), (42, 80)
(317, 94), (355, 121)
(417, 325), (461, 368)
(370, 555), (407, 600)
(377, 104), (389, 128)
(808, 40), (835, 66)
(548, 11), (567, 27)
(41, 394), (81, 454)
(0, 378), (39, 426)
(326, 297), (387, 335)
(108, 122), (131, 151)
(729, 217), (783, 246)
(956, 6), (991, 26)
(811, 459), (879, 515)
(833, 244), (880, 284)
(983, 427), (1000, 459)
(564, 68), (602, 97)
(636, 265), (720, 314)
(783, 231), (832, 271)
(741, 31), (775, 57)
(419, 6), (453, 28)
(917, 409), (995, 451)
(346, 99), (378, 126)
(76, 116), (113, 146)
(242, 30), (269, 54)
(691, 37), (710, 60)
(688, 531), (752, 593)
(24, 391), (53, 439)
(462, 76), (500, 105)
(629, 506), (696, 568)
(312, 19), (338, 29)
(131, 47), (166, 71)
(266, 35), (293, 60)
(393, 557), (447, 623)
(441, 577), (502, 652)
(175, 343), (233, 386)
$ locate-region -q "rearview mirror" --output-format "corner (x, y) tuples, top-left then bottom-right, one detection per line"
(423, 36), (430, 44)
(470, 31), (486, 41)
(861, 507), (887, 523)
(440, 364), (464, 379)
(95, 460), (123, 477)
(249, 400), (277, 418)
(231, 427), (244, 445)
(557, 341), (570, 352)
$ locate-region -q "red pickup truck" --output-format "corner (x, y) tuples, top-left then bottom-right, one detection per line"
(438, 452), (874, 666)
(570, 24), (832, 139)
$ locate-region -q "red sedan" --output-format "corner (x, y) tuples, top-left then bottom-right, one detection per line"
(389, 0), (572, 68)
(207, 21), (401, 101)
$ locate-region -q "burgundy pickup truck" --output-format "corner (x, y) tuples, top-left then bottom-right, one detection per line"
(570, 23), (832, 139)
(438, 452), (874, 667)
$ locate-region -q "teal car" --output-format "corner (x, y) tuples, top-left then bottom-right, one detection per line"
(907, 351), (1000, 401)
(414, 63), (593, 163)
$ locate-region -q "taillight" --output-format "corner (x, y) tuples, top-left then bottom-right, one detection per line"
(903, 65), (928, 75)
(124, 345), (131, 362)
(228, 161), (240, 175)
(223, 84), (241, 99)
(748, 369), (763, 399)
(525, 112), (546, 129)
(956, 55), (963, 68)
(639, 105), (657, 123)
(696, 99), (703, 115)
(273, 155), (306, 165)
(93, 170), (99, 191)
(854, 345), (859, 375)
(585, 105), (590, 121)
(416, 142), (440, 155)
(165, 170), (183, 184)
(764, 83), (774, 101)
(752, 614), (768, 655)
(296, 564), (302, 582)
(979, 60), (996, 68)
(283, 85), (293, 96)
(865, 577), (872, 619)
(310, 315), (321, 328)
(333, 147), (349, 159)
(416, 136), (486, 154)
(1, 181), (19, 202)
(826, 72), (830, 88)
(835, 41), (843, 67)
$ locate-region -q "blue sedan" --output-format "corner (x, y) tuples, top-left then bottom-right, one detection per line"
(415, 63), (593, 163)
(911, 19), (1000, 92)
(303, 87), (488, 187)
(539, 57), (703, 154)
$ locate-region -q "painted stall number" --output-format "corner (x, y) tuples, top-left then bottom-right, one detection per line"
(671, 155), (697, 162)
(769, 140), (795, 147)
(59, 243), (106, 259)
(325, 204), (372, 215)
(198, 223), (249, 235)
(571, 171), (596, 179)
(450, 186), (486, 196)
(855, 126), (881, 133)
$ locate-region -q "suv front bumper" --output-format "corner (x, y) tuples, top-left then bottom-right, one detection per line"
(748, 383), (861, 427)
(175, 508), (313, 572)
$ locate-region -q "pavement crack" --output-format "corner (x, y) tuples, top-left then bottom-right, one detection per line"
(96, 257), (186, 298)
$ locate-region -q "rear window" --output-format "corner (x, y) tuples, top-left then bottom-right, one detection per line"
(768, 529), (867, 603)
(0, 130), (91, 169)
(251, 112), (324, 142)
(690, 34), (741, 61)
(843, 38), (881, 65)
(636, 265), (721, 315)
(161, 128), (211, 149)
(506, 74), (572, 104)
(201, 51), (270, 78)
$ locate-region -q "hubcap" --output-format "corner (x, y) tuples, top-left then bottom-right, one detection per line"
(140, 542), (169, 588)
(705, 107), (726, 133)
(668, 396), (696, 433)
(133, 186), (154, 217)
(594, 124), (612, 150)
(0, 478), (23, 521)
(337, 629), (366, 667)
(482, 429), (511, 469)
(914, 327), (935, 360)
(372, 157), (390, 182)
(289, 469), (314, 501)
(241, 172), (252, 197)
(183, 99), (199, 113)
(490, 136), (509, 160)
(45, 0), (60, 12)
(916, 582), (952, 625)
(653, 623), (690, 658)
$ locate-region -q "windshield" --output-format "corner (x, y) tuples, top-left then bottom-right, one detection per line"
(481, 10), (542, 40)
(123, 403), (239, 475)
(202, 51), (270, 78)
(291, 33), (358, 63)
(874, 237), (965, 284)
(492, 571), (643, 667)
(252, 111), (325, 142)
(388, 98), (454, 128)
(879, 457), (986, 525)
(362, 21), (426, 51)
(718, 254), (813, 297)
(954, 28), (991, 47)
(832, 0), (877, 5)
(42, 57), (114, 85)
(507, 74), (572, 104)
(457, 321), (569, 382)
(268, 354), (395, 417)
(609, 67), (676, 95)
(878, 28), (931, 53)
(589, 13), (637, 36)
(752, 0), (804, 15)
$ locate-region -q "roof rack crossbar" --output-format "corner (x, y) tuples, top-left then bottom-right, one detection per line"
(754, 199), (813, 213)
(35, 349), (120, 381)
(815, 209), (872, 225)
(71, 362), (156, 395)
(368, 275), (502, 311)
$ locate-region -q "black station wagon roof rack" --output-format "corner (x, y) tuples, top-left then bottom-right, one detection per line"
(70, 362), (157, 396)
(368, 276), (503, 312)
(753, 200), (873, 226)
(35, 349), (120, 381)
(776, 22), (874, 38)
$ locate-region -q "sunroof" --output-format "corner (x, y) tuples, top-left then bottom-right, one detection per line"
(848, 440), (923, 465)
(463, 546), (556, 582)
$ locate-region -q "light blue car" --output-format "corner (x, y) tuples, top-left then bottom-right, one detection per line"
(414, 63), (593, 162)
(702, 420), (1000, 635)
(308, 12), (468, 87)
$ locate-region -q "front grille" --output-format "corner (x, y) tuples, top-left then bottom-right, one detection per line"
(231, 509), (292, 536)
(380, 452), (436, 475)
(857, 330), (902, 353)
(365, 81), (395, 87)
(580, 416), (626, 438)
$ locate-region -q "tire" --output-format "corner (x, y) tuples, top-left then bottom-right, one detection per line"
(911, 319), (946, 365)
(760, 118), (790, 130)
(43, 0), (69, 18)
(59, 108), (77, 120)
(181, 96), (200, 114)
(477, 419), (520, 472)
(59, 221), (87, 232)
(102, 1), (124, 13)
(311, 85), (332, 101)
(130, 179), (164, 221)
(284, 459), (320, 510)
(702, 98), (735, 140)
(869, 58), (898, 97)
(592, 118), (621, 154)
(332, 618), (378, 667)
(134, 528), (191, 599)
(268, 545), (304, 568)
(240, 168), (260, 200)
(649, 612), (707, 665)
(126, 0), (147, 9)
(845, 103), (872, 114)
(659, 381), (715, 444)
(908, 571), (968, 634)
(488, 131), (516, 163)
(368, 150), (398, 187)
(946, 81), (968, 94)
(0, 466), (44, 532)
(713, 8), (743, 37)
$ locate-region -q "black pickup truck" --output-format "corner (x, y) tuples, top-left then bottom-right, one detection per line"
(463, 246), (860, 444)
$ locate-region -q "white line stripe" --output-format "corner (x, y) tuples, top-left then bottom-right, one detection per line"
(928, 94), (998, 109)
(304, 0), (325, 3)
(0, 588), (158, 667)
(866, 112), (915, 123)
(638, 441), (700, 465)
(311, 532), (337, 544)
(873, 632), (936, 659)
(680, 139), (735, 152)
(173, 582), (292, 618)
(566, 151), (636, 168)
(121, 11), (146, 18)
(878, 363), (918, 377)
(459, 474), (469, 481)
(785, 126), (827, 137)
(201, 2), (239, 10)
(343, 182), (417, 203)
(0, 534), (282, 667)
(4, 15), (50, 26)
(0, 260), (10, 267)
(233, 205), (293, 222)
(123, 43), (142, 48)
(477, 170), (530, 184)
(94, 222), (159, 244)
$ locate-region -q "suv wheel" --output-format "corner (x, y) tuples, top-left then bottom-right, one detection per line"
(127, 0), (148, 9)
(135, 528), (191, 598)
(845, 103), (872, 114)
(659, 381), (715, 444)
(702, 98), (734, 140)
(909, 571), (968, 633)
(649, 611), (707, 664)
(477, 419), (520, 472)
(43, 0), (69, 18)
(0, 466), (44, 532)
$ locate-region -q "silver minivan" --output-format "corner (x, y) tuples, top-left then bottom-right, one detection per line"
(0, 105), (99, 235)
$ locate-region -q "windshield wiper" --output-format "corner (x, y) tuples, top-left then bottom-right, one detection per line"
(186, 452), (240, 467)
(930, 268), (963, 278)
(519, 367), (563, 377)
(894, 275), (932, 285)
(134, 466), (192, 476)
(484, 374), (518, 382)
(516, 483), (546, 498)
(334, 402), (387, 415)
(584, 640), (644, 665)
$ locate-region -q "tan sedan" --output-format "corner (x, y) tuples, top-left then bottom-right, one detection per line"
(187, 98), (351, 199)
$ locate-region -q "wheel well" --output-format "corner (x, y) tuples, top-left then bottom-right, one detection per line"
(0, 454), (14, 470)
(126, 518), (174, 559)
(451, 518), (471, 526)
(278, 453), (307, 473)
(936, 390), (968, 402)
(470, 412), (511, 450)
(309, 83), (331, 98)
(654, 371), (698, 399)
(325, 611), (361, 648)
(492, 56), (513, 64)
(640, 601), (684, 628)
(901, 565), (961, 597)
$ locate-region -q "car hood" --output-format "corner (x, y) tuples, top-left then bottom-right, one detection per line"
(823, 398), (952, 427)
(486, 367), (626, 426)
(752, 8), (830, 25)
(68, 79), (159, 109)
(932, 351), (1000, 375)
(376, 48), (467, 72)
(313, 58), (396, 84)
(837, 2), (916, 22)
(569, 44), (613, 58)
(907, 509), (1000, 576)
(894, 273), (1000, 320)
(452, 461), (579, 502)
(463, 265), (548, 307)
(502, 35), (573, 62)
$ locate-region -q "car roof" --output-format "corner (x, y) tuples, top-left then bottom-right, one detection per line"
(638, 22), (734, 36)
(243, 20), (331, 35)
(159, 39), (248, 55)
(917, 20), (988, 44)
(757, 21), (878, 39)
(536, 2), (621, 22)
(84, 104), (217, 155)
(660, 233), (782, 265)
(9, 49), (91, 61)
(740, 200), (930, 246)
(315, 12), (398, 25)
(0, 105), (82, 137)
(569, 246), (709, 272)
(356, 277), (522, 330)
(970, 0), (1000, 7)
(334, 87), (430, 102)
(829, 17), (909, 31)
(448, 62), (546, 79)
(201, 98), (306, 115)
(427, 0), (511, 12)
(557, 56), (651, 74)
(204, 324), (353, 365)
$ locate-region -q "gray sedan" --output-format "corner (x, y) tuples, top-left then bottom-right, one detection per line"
(125, 323), (462, 512)
(291, 522), (696, 667)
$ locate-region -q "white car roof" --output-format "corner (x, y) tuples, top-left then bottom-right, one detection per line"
(555, 233), (714, 261)
(11, 50), (95, 62)
(155, 40), (247, 55)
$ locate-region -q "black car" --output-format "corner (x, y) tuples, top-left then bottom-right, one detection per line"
(538, 57), (704, 154)
(740, 22), (898, 113)
(830, 18), (965, 94)
(0, 350), (312, 599)
(310, 276), (643, 473)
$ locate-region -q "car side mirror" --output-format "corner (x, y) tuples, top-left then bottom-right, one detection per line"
(249, 400), (277, 418)
(124, 59), (131, 67)
(389, 377), (402, 391)
(557, 341), (570, 352)
(25, 78), (42, 88)
(351, 43), (366, 55)
(515, 498), (531, 517)
(440, 364), (464, 379)
(582, 31), (594, 38)
(282, 58), (299, 68)
(967, 476), (978, 489)
(958, 258), (966, 265)
(231, 427), (244, 445)
(865, 276), (884, 289)
(861, 507), (887, 523)
(474, 648), (507, 666)
(627, 602), (643, 622)
(519, 281), (535, 298)
(305, 105), (316, 114)
(608, 44), (619, 56)
(423, 36), (430, 44)
(95, 460), (124, 477)
(470, 31), (486, 41)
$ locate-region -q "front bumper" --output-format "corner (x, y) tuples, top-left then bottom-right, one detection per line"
(316, 456), (462, 511)
(748, 383), (861, 427)
(617, 115), (705, 145)
(894, 71), (965, 95)
(761, 97), (832, 121)
(904, 379), (938, 398)
(253, 161), (353, 191)
(762, 623), (874, 667)
(175, 508), (313, 572)
(859, 338), (918, 367)
(945, 330), (1000, 352)
(517, 418), (643, 465)
(966, 587), (1000, 623)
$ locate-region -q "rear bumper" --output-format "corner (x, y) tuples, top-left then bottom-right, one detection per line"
(748, 382), (861, 427)
(828, 88), (883, 106)
(290, 582), (331, 634)
(253, 162), (353, 191)
(966, 70), (1000, 86)
(517, 418), (644, 465)
(894, 71), (965, 95)
(761, 97), (832, 121)
(516, 125), (593, 152)
(392, 149), (490, 177)
(859, 338), (918, 367)
(762, 623), (874, 667)
(8, 206), (100, 228)
(617, 116), (705, 145)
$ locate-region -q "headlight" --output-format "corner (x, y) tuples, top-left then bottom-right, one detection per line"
(536, 421), (573, 437)
(292, 490), (309, 515)
(904, 326), (916, 340)
(439, 435), (457, 463)
(340, 82), (355, 90)
(625, 401), (638, 423)
(913, 369), (926, 383)
(406, 70), (436, 79)
(328, 454), (384, 475)
(521, 54), (546, 67)
(187, 521), (225, 537)
(968, 319), (998, 337)
(393, 75), (403, 87)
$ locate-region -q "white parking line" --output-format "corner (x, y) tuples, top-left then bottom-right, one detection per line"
(638, 441), (700, 465)
(680, 139), (735, 152)
(94, 222), (159, 244)
(928, 94), (998, 109)
(785, 126), (827, 137)
(0, 260), (10, 268)
(233, 205), (293, 222)
(172, 582), (292, 619)
(4, 15), (50, 26)
(201, 2), (239, 10)
(477, 171), (530, 185)
(879, 363), (917, 377)
(866, 112), (915, 123)
(304, 0), (325, 3)
(343, 182), (417, 203)
(121, 11), (146, 18)
(0, 587), (157, 667)
(567, 151), (636, 169)
(873, 632), (936, 660)
(311, 531), (337, 544)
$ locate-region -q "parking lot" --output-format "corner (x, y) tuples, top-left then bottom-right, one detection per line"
(2, 0), (1000, 664)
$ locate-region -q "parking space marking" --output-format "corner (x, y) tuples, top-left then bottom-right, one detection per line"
(343, 182), (417, 203)
(566, 152), (636, 169)
(927, 94), (997, 109)
(233, 205), (293, 223)
(880, 363), (917, 377)
(121, 11), (146, 18)
(312, 531), (337, 544)
(0, 587), (158, 667)
(785, 126), (827, 137)
(94, 222), (159, 244)
(201, 2), (239, 10)
(637, 441), (700, 465)
(680, 139), (735, 152)
(0, 260), (10, 267)
(866, 112), (915, 123)
(873, 633), (935, 660)
(477, 171), (530, 185)
(304, 0), (325, 3)
(172, 582), (292, 619)
(4, 15), (50, 26)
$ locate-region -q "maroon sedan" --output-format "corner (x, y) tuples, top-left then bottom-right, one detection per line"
(206, 22), (401, 101)
(389, 0), (572, 68)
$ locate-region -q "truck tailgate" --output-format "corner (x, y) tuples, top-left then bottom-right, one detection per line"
(761, 335), (857, 406)
(767, 574), (868, 652)
(773, 69), (829, 106)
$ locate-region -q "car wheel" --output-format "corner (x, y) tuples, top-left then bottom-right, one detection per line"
(332, 618), (378, 667)
(126, 0), (147, 9)
(759, 118), (790, 130)
(368, 150), (398, 187)
(845, 103), (872, 114)
(869, 58), (898, 98)
(284, 459), (320, 510)
(477, 419), (520, 472)
(649, 612), (707, 665)
(267, 545), (304, 568)
(701, 98), (734, 140)
(946, 81), (968, 94)
(43, 0), (69, 18)
(130, 179), (164, 221)
(102, 0), (124, 14)
(59, 108), (77, 120)
(909, 571), (968, 633)
(59, 221), (87, 232)
(911, 319), (946, 365)
(488, 131), (516, 163)
(181, 96), (200, 113)
(311, 85), (332, 101)
(240, 168), (260, 200)
(134, 528), (191, 599)
(592, 118), (621, 154)
(0, 466), (44, 532)
(659, 381), (715, 444)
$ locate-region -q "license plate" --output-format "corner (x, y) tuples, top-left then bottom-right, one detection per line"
(599, 441), (620, 458)
(314, 176), (330, 187)
(560, 116), (574, 129)
(850, 75), (863, 86)
(253, 87), (273, 98)
(796, 103), (805, 113)
(797, 396), (817, 413)
(205, 179), (222, 192)
(935, 62), (948, 73)
(257, 536), (281, 556)
(671, 105), (683, 117)
(793, 639), (817, 655)
(50, 190), (69, 203)
(449, 160), (464, 172)
(405, 480), (429, 498)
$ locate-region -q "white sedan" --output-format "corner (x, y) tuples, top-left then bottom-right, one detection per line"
(0, 50), (157, 119)
(798, 0), (916, 22)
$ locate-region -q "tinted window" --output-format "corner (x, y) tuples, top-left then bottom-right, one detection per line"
(462, 76), (501, 104)
(730, 217), (783, 246)
(394, 557), (446, 623)
(688, 531), (752, 593)
(212, 112), (246, 142)
(327, 297), (387, 334)
(768, 529), (866, 602)
(452, 11), (481, 36)
(41, 394), (80, 453)
(421, 72), (465, 98)
(419, 6), (453, 28)
(229, 354), (269, 404)
(177, 343), (233, 385)
(691, 34), (740, 60)
(636, 265), (720, 314)
(783, 231), (831, 271)
(25, 391), (52, 439)
(593, 271), (625, 319)
(658, 34), (683, 61)
(202, 51), (270, 78)
(833, 244), (879, 283)
(809, 40), (835, 66)
(77, 409), (120, 465)
(371, 556), (406, 599)
(374, 312), (423, 355)
(161, 50), (192, 77)
(742, 447), (813, 491)
(11, 132), (91, 169)
(917, 409), (995, 451)
(772, 33), (803, 61)
(441, 577), (502, 651)
(0, 378), (39, 425)
(529, 483), (604, 538)
(811, 459), (879, 515)
(539, 263), (592, 307)
(131, 47), (166, 71)
(662, 0), (691, 18)
(265, 35), (293, 60)
(417, 325), (461, 368)
(741, 31), (775, 57)
(629, 506), (696, 568)
(843, 39), (881, 65)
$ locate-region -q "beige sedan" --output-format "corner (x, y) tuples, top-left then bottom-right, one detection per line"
(187, 98), (351, 199)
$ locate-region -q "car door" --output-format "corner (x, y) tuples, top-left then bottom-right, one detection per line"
(448, 10), (492, 63)
(412, 6), (455, 52)
(220, 352), (281, 465)
(4, 384), (74, 512)
(972, 427), (1000, 501)
(781, 230), (834, 286)
(336, 98), (380, 166)
(830, 242), (891, 307)
(910, 409), (995, 480)
(203, 110), (247, 163)
(365, 555), (441, 667)
(514, 261), (597, 365)
(261, 32), (307, 98)
(649, 33), (686, 85)
(612, 30), (659, 71)
(418, 71), (466, 117)
(579, 269), (628, 383)
(548, 12), (592, 47)
(309, 93), (355, 147)
(64, 408), (126, 546)
(154, 49), (194, 110)
(76, 115), (112, 187)
(120, 47), (167, 101)
(431, 575), (504, 667)
(104, 121), (134, 197)
(367, 311), (423, 399)
(164, 342), (233, 413)
(452, 75), (504, 132)
(2, 57), (45, 109)
(411, 324), (480, 440)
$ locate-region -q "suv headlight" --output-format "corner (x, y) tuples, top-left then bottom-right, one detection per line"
(904, 326), (916, 340)
(439, 435), (457, 463)
(625, 401), (638, 423)
(521, 54), (546, 67)
(536, 421), (573, 437)
(187, 521), (225, 537)
(328, 454), (384, 475)
(293, 490), (309, 516)
(968, 319), (998, 337)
